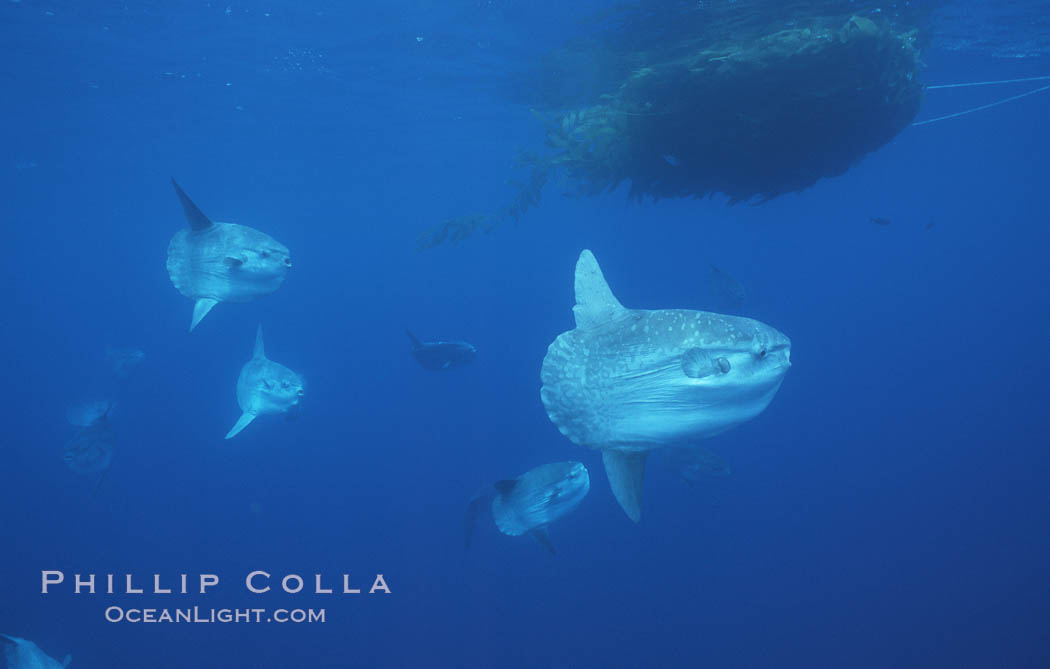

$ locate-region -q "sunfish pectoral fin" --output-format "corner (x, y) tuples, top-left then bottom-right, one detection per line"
(253, 324), (266, 359)
(573, 249), (626, 328)
(405, 330), (422, 349)
(602, 450), (647, 523)
(190, 298), (219, 331)
(62, 654), (72, 668)
(225, 412), (257, 439)
(171, 178), (213, 231)
(89, 466), (111, 500)
(529, 526), (557, 555)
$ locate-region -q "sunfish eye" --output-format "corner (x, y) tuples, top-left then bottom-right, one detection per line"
(715, 357), (731, 373)
(758, 349), (767, 359)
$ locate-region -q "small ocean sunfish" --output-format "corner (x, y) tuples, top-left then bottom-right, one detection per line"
(406, 330), (476, 370)
(65, 399), (114, 428)
(226, 326), (304, 439)
(166, 179), (291, 331)
(64, 410), (115, 477)
(106, 347), (145, 378)
(465, 461), (590, 554)
(1, 633), (71, 669)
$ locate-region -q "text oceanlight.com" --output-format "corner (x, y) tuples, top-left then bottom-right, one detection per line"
(104, 606), (326, 624)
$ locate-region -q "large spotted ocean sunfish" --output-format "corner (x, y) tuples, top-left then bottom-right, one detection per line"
(540, 250), (792, 522)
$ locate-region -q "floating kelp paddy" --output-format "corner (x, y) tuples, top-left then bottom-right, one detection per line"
(419, 2), (931, 249)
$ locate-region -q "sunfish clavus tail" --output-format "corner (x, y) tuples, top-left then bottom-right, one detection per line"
(540, 250), (791, 522)
(166, 179), (291, 331)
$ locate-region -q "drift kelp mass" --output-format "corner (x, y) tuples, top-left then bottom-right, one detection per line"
(419, 4), (926, 248)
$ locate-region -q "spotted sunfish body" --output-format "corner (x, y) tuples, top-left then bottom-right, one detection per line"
(540, 250), (791, 522)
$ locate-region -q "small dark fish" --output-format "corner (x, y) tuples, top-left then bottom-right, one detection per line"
(406, 330), (476, 370)
(869, 217), (891, 226)
(924, 222), (936, 231)
(665, 446), (731, 487)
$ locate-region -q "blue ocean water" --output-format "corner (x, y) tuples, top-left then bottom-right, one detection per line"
(1, 1), (1048, 667)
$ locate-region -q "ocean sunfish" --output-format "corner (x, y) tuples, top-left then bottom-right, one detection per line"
(63, 407), (115, 496)
(465, 461), (589, 554)
(225, 325), (304, 439)
(540, 250), (791, 522)
(1, 633), (71, 668)
(166, 179), (291, 331)
(406, 330), (476, 370)
(105, 347), (145, 378)
(65, 399), (114, 428)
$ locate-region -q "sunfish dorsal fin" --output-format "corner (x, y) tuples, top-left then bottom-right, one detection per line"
(253, 324), (266, 359)
(171, 178), (213, 231)
(225, 412), (256, 439)
(190, 298), (218, 331)
(62, 654), (72, 668)
(573, 249), (626, 328)
(602, 450), (647, 523)
(529, 526), (556, 555)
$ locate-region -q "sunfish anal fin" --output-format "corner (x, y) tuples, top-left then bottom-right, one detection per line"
(492, 479), (517, 496)
(171, 178), (213, 231)
(573, 249), (626, 328)
(190, 298), (219, 331)
(602, 450), (647, 523)
(225, 412), (257, 439)
(529, 526), (557, 555)
(253, 324), (266, 359)
(464, 485), (495, 550)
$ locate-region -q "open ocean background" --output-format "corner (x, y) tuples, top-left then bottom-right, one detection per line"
(1, 1), (1048, 667)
